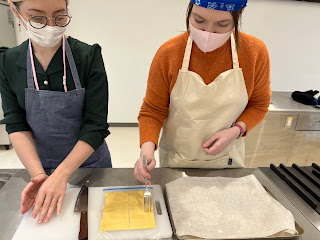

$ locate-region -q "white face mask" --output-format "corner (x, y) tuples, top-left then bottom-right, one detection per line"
(189, 21), (234, 53)
(19, 13), (67, 48)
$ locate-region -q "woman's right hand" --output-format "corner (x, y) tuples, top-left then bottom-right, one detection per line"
(134, 141), (156, 185)
(21, 173), (48, 215)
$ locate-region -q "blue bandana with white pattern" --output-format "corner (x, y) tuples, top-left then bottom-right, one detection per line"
(191, 0), (247, 11)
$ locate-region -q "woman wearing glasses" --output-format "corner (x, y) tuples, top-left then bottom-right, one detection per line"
(0, 0), (111, 223)
(134, 0), (271, 183)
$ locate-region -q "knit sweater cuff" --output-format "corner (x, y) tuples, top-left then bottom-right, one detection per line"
(237, 109), (268, 137)
(139, 117), (163, 150)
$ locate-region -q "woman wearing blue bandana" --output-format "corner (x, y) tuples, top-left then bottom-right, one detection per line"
(134, 0), (271, 183)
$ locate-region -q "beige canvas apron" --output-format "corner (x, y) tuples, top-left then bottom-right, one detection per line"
(159, 34), (248, 169)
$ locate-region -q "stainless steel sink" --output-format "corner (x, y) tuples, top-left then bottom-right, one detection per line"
(0, 181), (5, 190)
(0, 173), (12, 181)
(0, 173), (12, 190)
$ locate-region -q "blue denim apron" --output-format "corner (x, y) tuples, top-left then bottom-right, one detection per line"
(25, 38), (112, 169)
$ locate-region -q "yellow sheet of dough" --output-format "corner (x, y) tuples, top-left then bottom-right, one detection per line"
(100, 191), (156, 232)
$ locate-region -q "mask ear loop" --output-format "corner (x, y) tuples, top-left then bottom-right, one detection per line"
(62, 36), (67, 92)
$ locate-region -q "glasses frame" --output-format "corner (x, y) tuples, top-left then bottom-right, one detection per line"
(27, 8), (72, 29)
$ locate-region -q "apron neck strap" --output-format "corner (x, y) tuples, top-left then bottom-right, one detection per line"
(27, 36), (82, 91)
(181, 34), (193, 71)
(230, 33), (240, 69)
(181, 32), (240, 71)
(64, 37), (82, 90)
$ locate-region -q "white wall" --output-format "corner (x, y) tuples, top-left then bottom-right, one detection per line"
(13, 0), (320, 123)
(241, 0), (320, 92)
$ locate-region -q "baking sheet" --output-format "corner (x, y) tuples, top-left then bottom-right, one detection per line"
(166, 175), (303, 240)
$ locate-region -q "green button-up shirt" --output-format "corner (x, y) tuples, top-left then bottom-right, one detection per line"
(0, 37), (110, 150)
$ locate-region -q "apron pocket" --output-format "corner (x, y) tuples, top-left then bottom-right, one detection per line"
(168, 152), (232, 169)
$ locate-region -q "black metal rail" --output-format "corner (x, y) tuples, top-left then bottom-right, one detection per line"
(270, 163), (320, 214)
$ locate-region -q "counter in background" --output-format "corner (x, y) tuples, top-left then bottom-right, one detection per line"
(245, 91), (320, 168)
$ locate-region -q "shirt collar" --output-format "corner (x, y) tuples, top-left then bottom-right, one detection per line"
(16, 38), (81, 76)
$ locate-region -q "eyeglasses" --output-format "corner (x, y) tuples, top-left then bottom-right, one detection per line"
(28, 13), (72, 29)
(13, 3), (72, 29)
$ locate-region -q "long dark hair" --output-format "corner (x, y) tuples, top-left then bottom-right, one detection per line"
(186, 2), (243, 47)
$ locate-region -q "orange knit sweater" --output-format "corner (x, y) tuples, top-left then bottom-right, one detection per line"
(138, 31), (271, 148)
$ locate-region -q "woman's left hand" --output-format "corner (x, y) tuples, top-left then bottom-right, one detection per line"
(31, 171), (68, 224)
(202, 127), (241, 156)
(21, 173), (48, 215)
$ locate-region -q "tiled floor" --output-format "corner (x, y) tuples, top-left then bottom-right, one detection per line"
(0, 127), (159, 169)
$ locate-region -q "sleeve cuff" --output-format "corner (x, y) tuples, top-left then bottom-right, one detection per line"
(139, 117), (163, 150)
(5, 123), (32, 134)
(237, 109), (268, 136)
(79, 130), (110, 151)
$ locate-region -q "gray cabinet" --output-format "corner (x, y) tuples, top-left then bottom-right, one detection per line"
(245, 113), (298, 167)
(287, 113), (320, 166)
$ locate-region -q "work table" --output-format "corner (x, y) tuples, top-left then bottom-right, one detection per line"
(270, 91), (319, 113)
(0, 168), (319, 240)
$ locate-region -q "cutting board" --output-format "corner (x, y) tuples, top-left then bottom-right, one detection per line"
(12, 187), (81, 240)
(88, 185), (172, 240)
